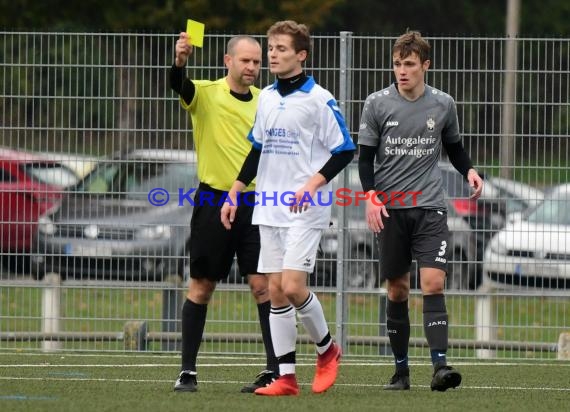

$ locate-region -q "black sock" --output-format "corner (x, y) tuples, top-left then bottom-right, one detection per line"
(317, 332), (332, 349)
(181, 298), (207, 372)
(257, 301), (278, 372)
(278, 351), (296, 367)
(423, 294), (448, 366)
(386, 299), (410, 370)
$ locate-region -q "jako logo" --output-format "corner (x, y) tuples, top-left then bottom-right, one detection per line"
(427, 320), (447, 327)
(386, 120), (399, 127)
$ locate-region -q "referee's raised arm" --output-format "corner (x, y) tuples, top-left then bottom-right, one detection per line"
(169, 32), (195, 104)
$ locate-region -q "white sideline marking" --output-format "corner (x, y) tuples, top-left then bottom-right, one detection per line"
(0, 376), (568, 392)
(1, 353), (567, 367)
(1, 361), (569, 368)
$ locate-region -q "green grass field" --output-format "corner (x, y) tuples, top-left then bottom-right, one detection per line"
(0, 351), (568, 412)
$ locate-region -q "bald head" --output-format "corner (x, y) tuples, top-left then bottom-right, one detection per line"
(227, 35), (261, 56)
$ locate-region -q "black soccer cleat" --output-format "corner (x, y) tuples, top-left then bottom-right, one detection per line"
(174, 370), (198, 392)
(430, 365), (462, 391)
(240, 369), (279, 393)
(383, 368), (410, 390)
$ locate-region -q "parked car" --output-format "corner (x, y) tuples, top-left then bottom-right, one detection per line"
(483, 176), (544, 223)
(33, 151), (100, 180)
(0, 148), (74, 271)
(439, 162), (506, 283)
(0, 148), (81, 188)
(31, 149), (198, 281)
(312, 194), (378, 289)
(311, 163), (479, 290)
(482, 183), (570, 289)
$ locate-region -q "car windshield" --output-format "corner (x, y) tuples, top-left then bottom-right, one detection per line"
(22, 162), (79, 187)
(74, 160), (197, 199)
(492, 185), (527, 213)
(526, 191), (570, 225)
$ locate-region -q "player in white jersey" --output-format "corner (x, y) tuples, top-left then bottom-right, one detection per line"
(222, 20), (355, 396)
(170, 33), (279, 394)
(358, 30), (483, 392)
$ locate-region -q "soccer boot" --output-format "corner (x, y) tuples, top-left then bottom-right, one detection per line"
(312, 342), (342, 393)
(240, 369), (279, 393)
(254, 374), (300, 396)
(383, 368), (410, 390)
(174, 370), (198, 392)
(430, 365), (462, 391)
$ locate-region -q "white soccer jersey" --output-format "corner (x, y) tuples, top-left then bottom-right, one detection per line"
(249, 76), (355, 228)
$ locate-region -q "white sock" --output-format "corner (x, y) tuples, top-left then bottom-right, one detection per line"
(296, 292), (331, 355)
(270, 305), (297, 375)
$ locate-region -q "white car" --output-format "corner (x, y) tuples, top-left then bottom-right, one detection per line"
(483, 183), (570, 289)
(313, 163), (479, 290)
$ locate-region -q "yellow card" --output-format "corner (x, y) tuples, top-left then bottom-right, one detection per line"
(186, 19), (205, 48)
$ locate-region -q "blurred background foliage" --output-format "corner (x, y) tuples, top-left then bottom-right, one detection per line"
(0, 0), (569, 36)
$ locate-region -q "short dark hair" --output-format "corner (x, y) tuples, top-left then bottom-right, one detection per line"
(392, 31), (430, 63)
(267, 20), (311, 57)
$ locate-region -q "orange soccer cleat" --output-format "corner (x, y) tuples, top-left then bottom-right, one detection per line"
(254, 374), (300, 396)
(312, 342), (341, 393)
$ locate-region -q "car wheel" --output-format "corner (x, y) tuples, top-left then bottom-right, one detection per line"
(311, 263), (335, 287)
(345, 246), (378, 289)
(30, 260), (46, 281)
(446, 250), (471, 290)
(6, 255), (31, 276)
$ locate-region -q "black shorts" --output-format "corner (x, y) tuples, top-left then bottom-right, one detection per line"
(189, 183), (260, 281)
(376, 208), (450, 280)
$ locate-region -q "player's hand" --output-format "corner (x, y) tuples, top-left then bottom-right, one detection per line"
(175, 32), (193, 67)
(467, 169), (483, 200)
(290, 185), (316, 214)
(365, 191), (389, 233)
(221, 192), (239, 230)
(290, 175), (326, 214)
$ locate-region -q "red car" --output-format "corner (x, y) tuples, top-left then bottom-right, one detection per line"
(0, 149), (77, 271)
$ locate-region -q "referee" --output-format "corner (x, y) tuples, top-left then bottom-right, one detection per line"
(170, 32), (278, 393)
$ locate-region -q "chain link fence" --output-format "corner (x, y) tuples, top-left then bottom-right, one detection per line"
(1, 31), (569, 359)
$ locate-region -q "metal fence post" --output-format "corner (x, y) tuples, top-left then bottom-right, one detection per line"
(475, 284), (497, 358)
(41, 273), (62, 352)
(336, 31), (353, 353)
(557, 332), (570, 360)
(162, 274), (183, 351)
(124, 321), (147, 351)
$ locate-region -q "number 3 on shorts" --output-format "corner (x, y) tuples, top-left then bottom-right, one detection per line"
(438, 240), (447, 256)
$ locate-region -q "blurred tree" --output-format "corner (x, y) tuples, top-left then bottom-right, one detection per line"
(1, 0), (568, 36)
(327, 0), (507, 35)
(520, 0), (570, 36)
(0, 0), (343, 32)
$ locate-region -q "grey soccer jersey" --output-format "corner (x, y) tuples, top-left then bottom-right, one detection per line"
(358, 83), (460, 210)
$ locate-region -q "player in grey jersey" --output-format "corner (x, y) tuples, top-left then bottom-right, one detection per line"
(358, 31), (483, 392)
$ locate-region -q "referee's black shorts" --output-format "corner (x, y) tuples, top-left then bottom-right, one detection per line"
(376, 208), (450, 280)
(189, 182), (260, 281)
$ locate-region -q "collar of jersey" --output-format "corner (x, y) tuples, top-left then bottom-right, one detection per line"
(269, 75), (315, 93)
